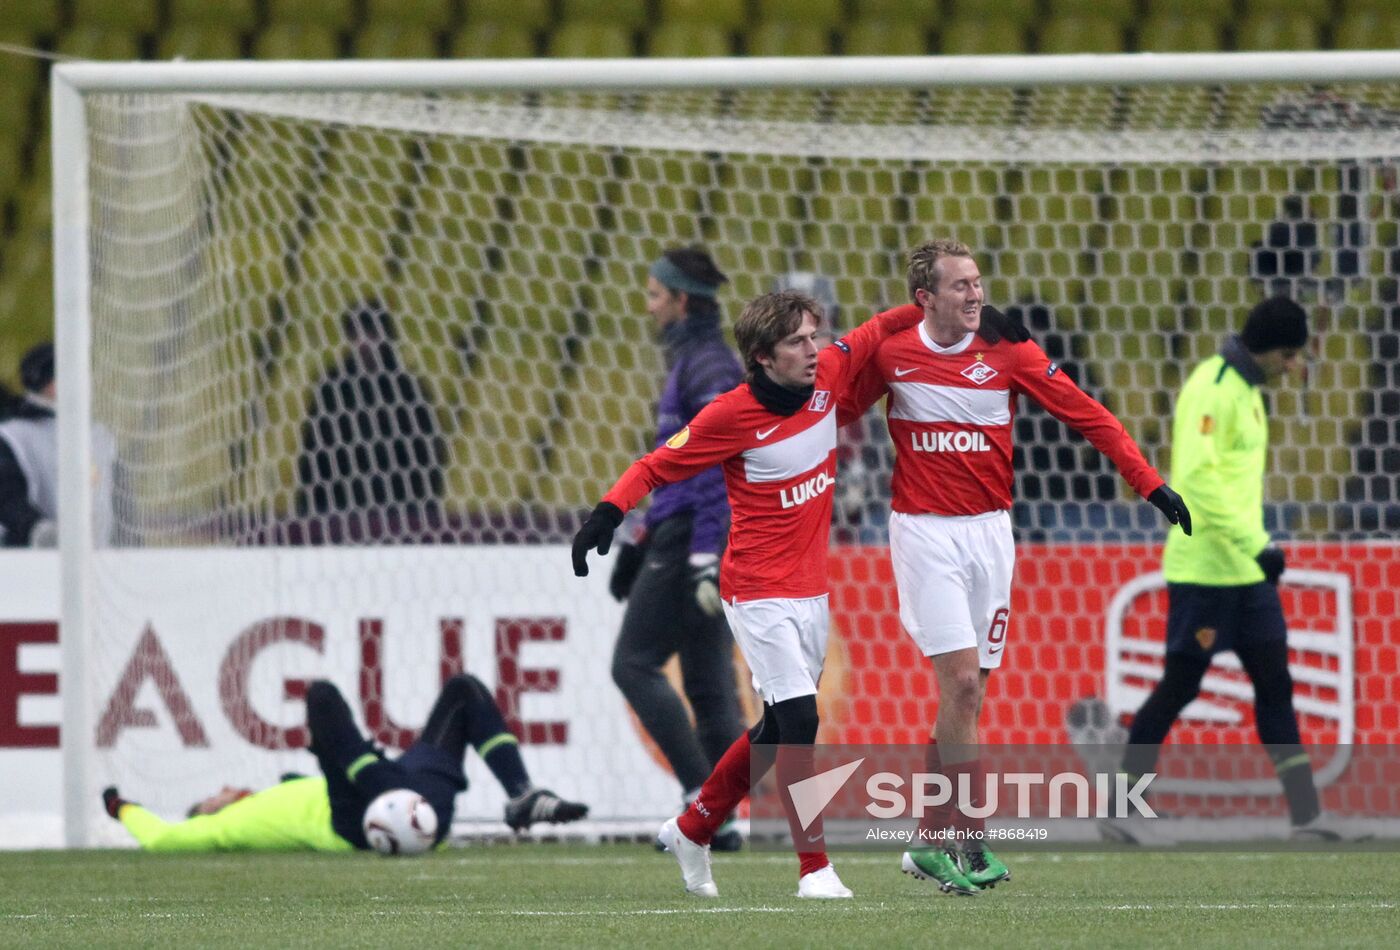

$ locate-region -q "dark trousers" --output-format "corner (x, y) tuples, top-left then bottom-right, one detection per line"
(1125, 581), (1303, 773)
(611, 515), (745, 793)
(306, 680), (468, 849)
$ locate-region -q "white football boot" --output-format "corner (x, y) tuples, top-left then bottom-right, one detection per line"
(657, 817), (719, 898)
(797, 863), (854, 899)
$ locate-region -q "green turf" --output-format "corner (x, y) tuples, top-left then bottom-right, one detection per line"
(1, 846), (1396, 948)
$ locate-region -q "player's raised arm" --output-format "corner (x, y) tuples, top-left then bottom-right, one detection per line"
(824, 303), (923, 393)
(1010, 337), (1191, 534)
(572, 400), (744, 576)
(835, 346), (890, 426)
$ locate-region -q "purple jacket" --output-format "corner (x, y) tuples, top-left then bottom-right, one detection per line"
(645, 314), (742, 555)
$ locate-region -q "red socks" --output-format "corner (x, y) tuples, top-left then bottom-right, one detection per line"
(674, 731), (830, 878)
(677, 732), (752, 845)
(775, 743), (830, 877)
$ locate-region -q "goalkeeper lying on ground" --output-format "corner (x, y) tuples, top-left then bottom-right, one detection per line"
(103, 675), (588, 852)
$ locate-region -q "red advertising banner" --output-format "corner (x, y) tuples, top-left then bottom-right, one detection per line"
(825, 542), (1400, 748)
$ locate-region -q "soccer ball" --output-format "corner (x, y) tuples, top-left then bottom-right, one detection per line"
(363, 789), (438, 856)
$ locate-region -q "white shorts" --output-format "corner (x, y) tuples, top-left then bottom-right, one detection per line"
(721, 595), (830, 705)
(889, 509), (1014, 669)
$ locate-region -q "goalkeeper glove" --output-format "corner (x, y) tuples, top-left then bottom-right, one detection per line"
(609, 539), (647, 602)
(1147, 484), (1192, 536)
(1256, 546), (1285, 585)
(976, 304), (1030, 344)
(571, 502), (623, 577)
(102, 786), (130, 820)
(689, 554), (723, 617)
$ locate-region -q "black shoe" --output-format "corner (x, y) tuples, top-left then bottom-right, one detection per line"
(102, 786), (129, 820)
(504, 788), (589, 832)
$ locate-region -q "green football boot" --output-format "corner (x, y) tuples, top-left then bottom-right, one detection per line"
(960, 843), (1011, 889)
(901, 848), (978, 896)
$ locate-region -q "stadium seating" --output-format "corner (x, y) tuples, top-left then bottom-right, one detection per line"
(560, 0), (648, 29)
(843, 20), (930, 56)
(253, 24), (341, 60)
(1136, 17), (1224, 52)
(0, 30), (40, 97)
(1037, 17), (1126, 54)
(1333, 12), (1400, 50)
(1235, 14), (1323, 51)
(364, 0), (455, 30)
(1049, 0), (1136, 24)
(1144, 0), (1234, 23)
(354, 25), (440, 60)
(0, 141), (21, 205)
(168, 0), (258, 30)
(265, 0), (357, 31)
(54, 28), (143, 61)
(659, 0), (747, 29)
(851, 0), (939, 27)
(647, 23), (734, 57)
(70, 0), (159, 33)
(1243, 0), (1330, 17)
(158, 26), (245, 61)
(747, 22), (832, 57)
(450, 25), (536, 59)
(947, 0), (1037, 25)
(468, 0), (552, 29)
(0, 0), (1388, 524)
(758, 0), (844, 27)
(939, 19), (1027, 54)
(548, 22), (634, 59)
(0, 0), (61, 35)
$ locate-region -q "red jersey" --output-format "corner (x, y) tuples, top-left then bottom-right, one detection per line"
(839, 322), (1164, 516)
(603, 305), (923, 601)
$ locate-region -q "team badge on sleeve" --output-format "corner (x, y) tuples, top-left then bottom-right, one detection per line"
(833, 339), (850, 354)
(1046, 362), (1059, 377)
(809, 391), (830, 412)
(1200, 415), (1215, 435)
(666, 427), (690, 449)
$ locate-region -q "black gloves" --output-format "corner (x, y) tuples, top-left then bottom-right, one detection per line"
(609, 539), (647, 601)
(976, 304), (1031, 345)
(571, 502), (624, 577)
(689, 557), (723, 617)
(102, 786), (129, 820)
(1148, 484), (1192, 536)
(1256, 546), (1286, 584)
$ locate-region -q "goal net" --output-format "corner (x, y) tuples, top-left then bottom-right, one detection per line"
(57, 58), (1400, 845)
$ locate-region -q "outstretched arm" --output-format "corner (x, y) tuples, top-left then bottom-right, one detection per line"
(573, 399), (745, 577)
(1011, 341), (1190, 533)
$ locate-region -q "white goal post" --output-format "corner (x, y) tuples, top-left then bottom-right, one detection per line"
(54, 52), (1400, 848)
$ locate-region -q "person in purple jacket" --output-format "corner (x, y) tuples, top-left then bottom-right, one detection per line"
(608, 246), (747, 851)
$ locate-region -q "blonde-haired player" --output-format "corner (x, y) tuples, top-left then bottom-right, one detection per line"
(839, 239), (1191, 893)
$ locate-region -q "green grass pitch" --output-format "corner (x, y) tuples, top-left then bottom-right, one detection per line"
(2, 845), (1397, 948)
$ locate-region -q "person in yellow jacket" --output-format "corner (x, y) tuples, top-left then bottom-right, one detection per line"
(1118, 297), (1341, 840)
(104, 675), (588, 852)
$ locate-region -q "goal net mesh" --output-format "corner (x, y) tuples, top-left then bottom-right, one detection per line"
(76, 80), (1400, 838)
